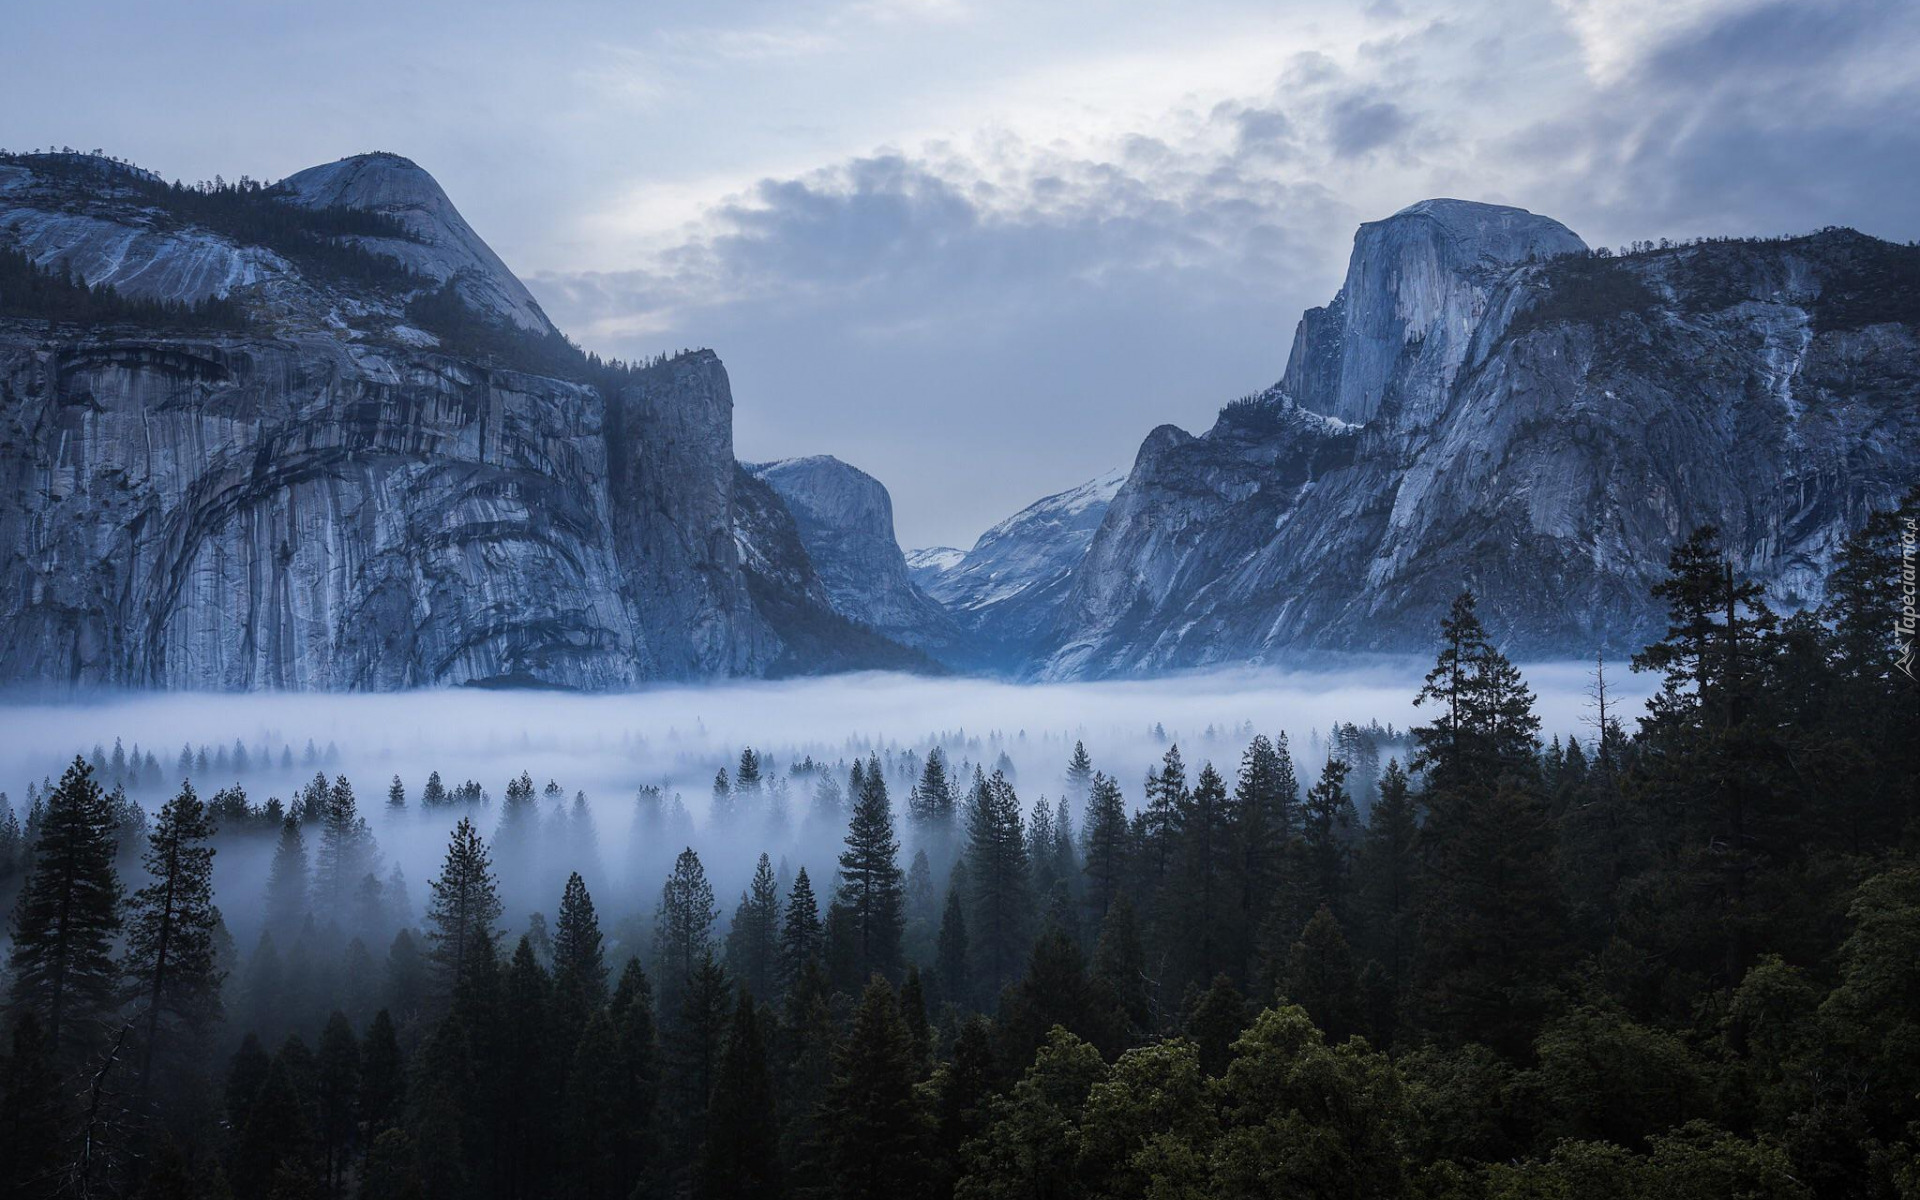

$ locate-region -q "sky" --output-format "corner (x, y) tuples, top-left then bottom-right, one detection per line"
(7, 0), (1918, 547)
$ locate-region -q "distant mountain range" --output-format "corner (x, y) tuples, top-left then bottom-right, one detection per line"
(1, 150), (1913, 689)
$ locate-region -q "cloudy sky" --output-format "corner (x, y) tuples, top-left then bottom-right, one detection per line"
(10, 0), (1918, 547)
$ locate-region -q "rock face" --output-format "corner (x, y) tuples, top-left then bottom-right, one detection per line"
(748, 456), (961, 655)
(0, 151), (922, 689)
(1038, 209), (1920, 677)
(909, 468), (1124, 669)
(278, 153), (555, 334)
(1281, 199), (1587, 428)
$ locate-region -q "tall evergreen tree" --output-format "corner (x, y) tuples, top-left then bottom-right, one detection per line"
(608, 959), (663, 1193)
(779, 866), (824, 993)
(315, 1011), (361, 1196)
(424, 817), (504, 1000)
(963, 770), (1031, 997)
(1232, 735), (1289, 972)
(655, 848), (719, 1011)
(909, 747), (957, 834)
(823, 978), (926, 1200)
(666, 953), (733, 1172)
(360, 1009), (405, 1140)
(1300, 758), (1357, 922)
(1141, 745), (1189, 891)
(1164, 761), (1238, 992)
(1357, 758), (1419, 1009)
(695, 991), (781, 1200)
(1064, 741), (1094, 807)
(6, 757), (122, 1067)
(838, 755), (906, 981)
(726, 853), (782, 1003)
(1413, 591), (1543, 795)
(314, 774), (375, 916)
(935, 875), (970, 1009)
(553, 870), (609, 1025)
(124, 780), (223, 1093)
(1081, 772), (1130, 927)
(1413, 777), (1565, 1057)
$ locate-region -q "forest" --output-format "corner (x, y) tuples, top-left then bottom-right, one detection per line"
(0, 493), (1916, 1200)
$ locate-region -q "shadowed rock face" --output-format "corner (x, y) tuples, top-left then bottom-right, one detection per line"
(748, 455), (961, 655)
(1040, 217), (1920, 677)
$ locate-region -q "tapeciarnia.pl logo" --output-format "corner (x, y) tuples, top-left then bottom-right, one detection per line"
(1899, 515), (1917, 681)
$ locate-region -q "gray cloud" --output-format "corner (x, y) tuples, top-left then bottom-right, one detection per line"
(535, 137), (1354, 548)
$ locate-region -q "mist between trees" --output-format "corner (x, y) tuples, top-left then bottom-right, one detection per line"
(0, 504), (1915, 1200)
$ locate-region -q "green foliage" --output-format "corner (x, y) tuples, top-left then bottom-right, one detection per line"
(7, 757), (122, 1067)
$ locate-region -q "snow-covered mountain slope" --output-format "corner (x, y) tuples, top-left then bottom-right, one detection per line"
(1037, 209), (1920, 677)
(908, 467), (1125, 668)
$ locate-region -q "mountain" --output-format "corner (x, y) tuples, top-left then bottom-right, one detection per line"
(747, 456), (961, 656)
(908, 467), (1124, 669)
(277, 152), (554, 334)
(0, 151), (919, 689)
(1034, 201), (1920, 677)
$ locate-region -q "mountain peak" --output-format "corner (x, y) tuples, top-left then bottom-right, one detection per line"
(1371, 197), (1587, 266)
(278, 151), (553, 333)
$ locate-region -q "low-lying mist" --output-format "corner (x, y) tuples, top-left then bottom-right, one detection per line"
(0, 663), (1648, 953)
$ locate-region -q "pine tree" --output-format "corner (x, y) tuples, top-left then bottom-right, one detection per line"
(360, 1009), (405, 1139)
(609, 959), (663, 1192)
(736, 749), (764, 797)
(1413, 591), (1542, 795)
(1357, 758), (1418, 1008)
(1300, 758), (1357, 921)
(421, 771), (448, 809)
(838, 755), (906, 981)
(424, 817), (503, 1000)
(6, 757), (122, 1067)
(1064, 741), (1094, 806)
(545, 874), (607, 1079)
(124, 779), (223, 1093)
(1232, 735), (1289, 974)
(1081, 772), (1130, 926)
(935, 873), (970, 1009)
(667, 953), (733, 1169)
(655, 848), (718, 1012)
(779, 866), (824, 993)
(1413, 777), (1565, 1056)
(1164, 761), (1237, 992)
(1283, 907), (1360, 1042)
(315, 1011), (361, 1196)
(557, 1007), (625, 1200)
(823, 978), (926, 1200)
(1092, 896), (1151, 1039)
(909, 747), (957, 835)
(964, 770), (1031, 996)
(695, 991), (781, 1200)
(725, 854), (782, 1002)
(1141, 745), (1189, 890)
(315, 774), (375, 915)
(231, 1054), (314, 1197)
